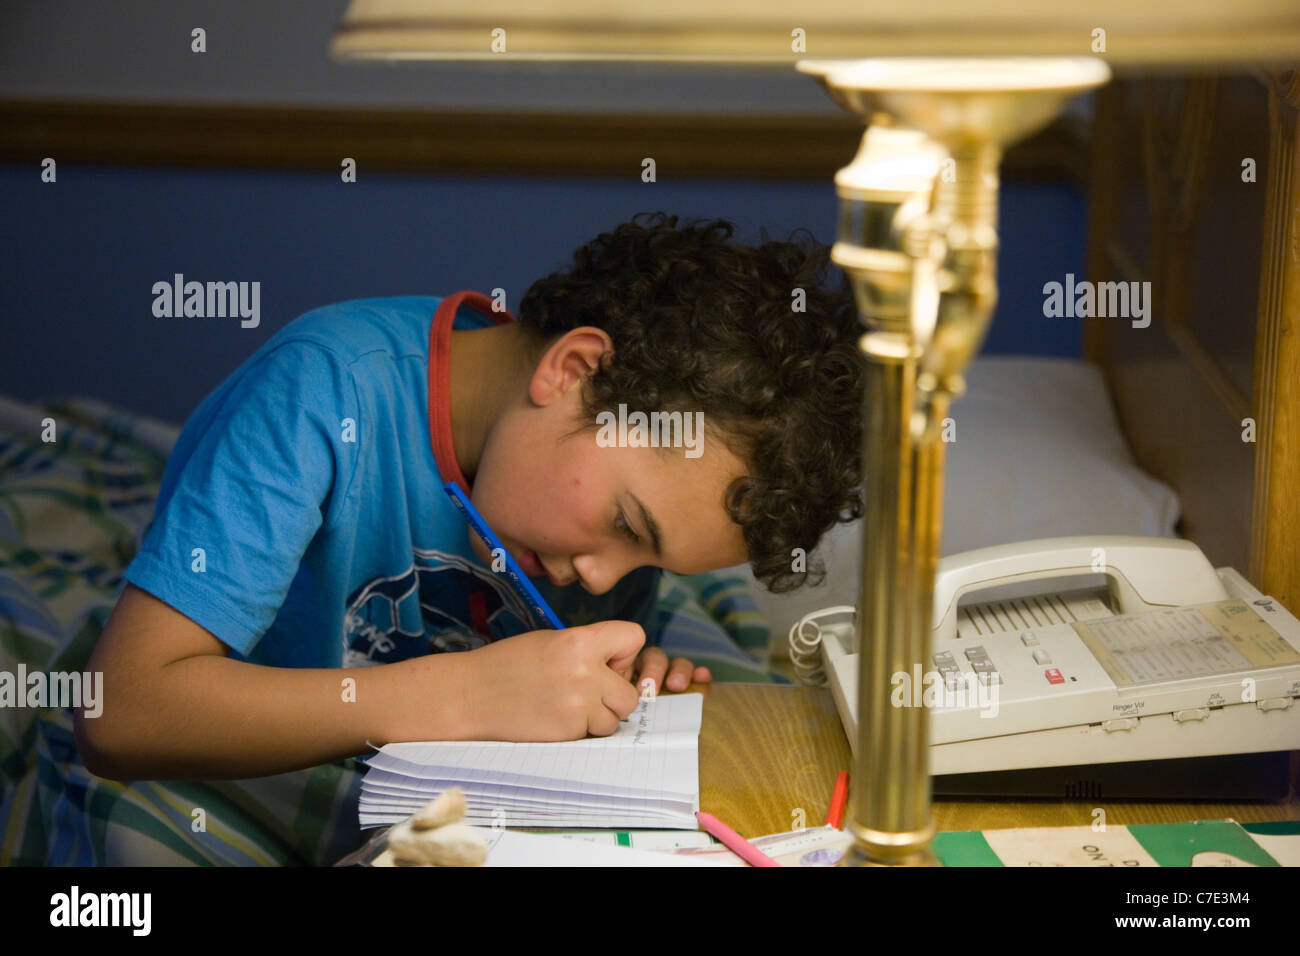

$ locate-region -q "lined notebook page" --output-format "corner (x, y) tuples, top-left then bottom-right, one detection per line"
(359, 693), (703, 829)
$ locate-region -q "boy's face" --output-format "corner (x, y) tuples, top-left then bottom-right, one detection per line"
(465, 330), (751, 596)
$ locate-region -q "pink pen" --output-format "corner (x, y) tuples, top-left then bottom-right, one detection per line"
(695, 811), (782, 867)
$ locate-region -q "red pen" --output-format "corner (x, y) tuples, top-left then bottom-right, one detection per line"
(827, 771), (849, 829)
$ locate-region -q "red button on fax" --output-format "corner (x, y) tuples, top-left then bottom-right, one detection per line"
(1045, 668), (1064, 684)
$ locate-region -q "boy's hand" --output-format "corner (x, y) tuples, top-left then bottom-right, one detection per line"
(627, 646), (712, 696)
(457, 620), (645, 741)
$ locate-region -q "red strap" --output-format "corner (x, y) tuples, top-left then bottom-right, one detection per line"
(468, 589), (490, 637)
(427, 291), (515, 494)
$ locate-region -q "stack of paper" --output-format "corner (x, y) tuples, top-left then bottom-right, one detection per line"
(358, 693), (703, 830)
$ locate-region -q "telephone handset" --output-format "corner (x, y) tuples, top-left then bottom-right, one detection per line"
(932, 535), (1230, 642)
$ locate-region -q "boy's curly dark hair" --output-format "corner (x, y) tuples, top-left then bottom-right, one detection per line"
(517, 211), (864, 593)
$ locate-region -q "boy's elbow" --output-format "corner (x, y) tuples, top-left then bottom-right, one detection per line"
(74, 706), (132, 780)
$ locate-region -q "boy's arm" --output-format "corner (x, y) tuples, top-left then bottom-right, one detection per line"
(75, 583), (475, 780)
(75, 584), (647, 779)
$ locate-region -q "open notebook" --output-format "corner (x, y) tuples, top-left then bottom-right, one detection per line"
(358, 693), (703, 829)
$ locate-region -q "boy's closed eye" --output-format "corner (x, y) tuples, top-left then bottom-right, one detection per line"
(615, 510), (640, 544)
(617, 492), (664, 559)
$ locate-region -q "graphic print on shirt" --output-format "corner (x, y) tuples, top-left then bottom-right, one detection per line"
(342, 548), (536, 667)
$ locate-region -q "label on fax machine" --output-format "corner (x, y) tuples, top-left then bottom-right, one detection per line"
(1071, 600), (1300, 688)
(925, 598), (1300, 745)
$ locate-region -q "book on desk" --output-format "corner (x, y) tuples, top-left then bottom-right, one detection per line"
(358, 693), (704, 830)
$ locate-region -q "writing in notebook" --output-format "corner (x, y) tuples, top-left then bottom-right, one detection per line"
(358, 693), (703, 830)
(632, 702), (652, 745)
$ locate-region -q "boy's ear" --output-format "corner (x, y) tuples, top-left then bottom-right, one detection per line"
(527, 327), (613, 405)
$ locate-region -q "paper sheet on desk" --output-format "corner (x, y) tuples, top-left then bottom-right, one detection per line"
(365, 827), (726, 866)
(671, 825), (853, 866)
(479, 827), (730, 866)
(359, 693), (703, 829)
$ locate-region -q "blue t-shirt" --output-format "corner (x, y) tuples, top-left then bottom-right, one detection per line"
(124, 294), (661, 669)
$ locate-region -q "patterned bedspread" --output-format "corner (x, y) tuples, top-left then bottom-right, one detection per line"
(0, 395), (780, 865)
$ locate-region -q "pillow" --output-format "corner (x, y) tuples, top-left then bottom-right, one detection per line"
(735, 356), (1182, 655)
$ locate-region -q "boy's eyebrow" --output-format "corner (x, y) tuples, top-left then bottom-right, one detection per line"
(629, 493), (663, 558)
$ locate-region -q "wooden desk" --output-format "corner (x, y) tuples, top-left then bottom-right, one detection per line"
(695, 682), (1300, 838)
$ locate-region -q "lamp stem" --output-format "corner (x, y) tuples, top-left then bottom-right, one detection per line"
(844, 339), (941, 866)
(843, 144), (997, 868)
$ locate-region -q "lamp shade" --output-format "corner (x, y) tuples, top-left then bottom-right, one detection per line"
(332, 0), (1300, 67)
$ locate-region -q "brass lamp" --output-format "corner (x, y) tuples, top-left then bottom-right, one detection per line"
(798, 57), (1109, 865)
(331, 1), (1300, 867)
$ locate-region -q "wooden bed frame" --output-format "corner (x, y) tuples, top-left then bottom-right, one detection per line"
(1085, 68), (1300, 614)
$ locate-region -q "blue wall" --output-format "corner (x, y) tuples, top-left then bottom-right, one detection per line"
(0, 164), (1086, 424)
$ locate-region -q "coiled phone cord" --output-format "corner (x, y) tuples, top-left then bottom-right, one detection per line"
(787, 605), (855, 686)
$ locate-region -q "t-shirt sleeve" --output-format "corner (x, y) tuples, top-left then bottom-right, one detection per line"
(124, 340), (359, 656)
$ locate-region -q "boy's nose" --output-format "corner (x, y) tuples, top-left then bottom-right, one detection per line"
(577, 570), (614, 596)
(571, 554), (629, 596)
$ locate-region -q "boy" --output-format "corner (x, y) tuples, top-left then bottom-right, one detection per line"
(74, 212), (864, 781)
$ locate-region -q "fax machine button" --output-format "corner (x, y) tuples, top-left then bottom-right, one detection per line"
(1032, 649), (1052, 665)
(1044, 668), (1064, 685)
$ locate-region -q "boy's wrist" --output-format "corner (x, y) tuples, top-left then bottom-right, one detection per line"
(446, 648), (480, 741)
(372, 650), (478, 745)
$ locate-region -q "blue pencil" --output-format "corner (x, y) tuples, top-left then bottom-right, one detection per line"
(443, 481), (565, 630)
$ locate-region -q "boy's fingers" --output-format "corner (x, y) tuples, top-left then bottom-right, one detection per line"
(599, 668), (641, 727)
(588, 702), (622, 738)
(616, 651), (635, 682)
(591, 619), (646, 674)
(664, 657), (695, 692)
(635, 647), (669, 695)
(694, 666), (713, 684)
